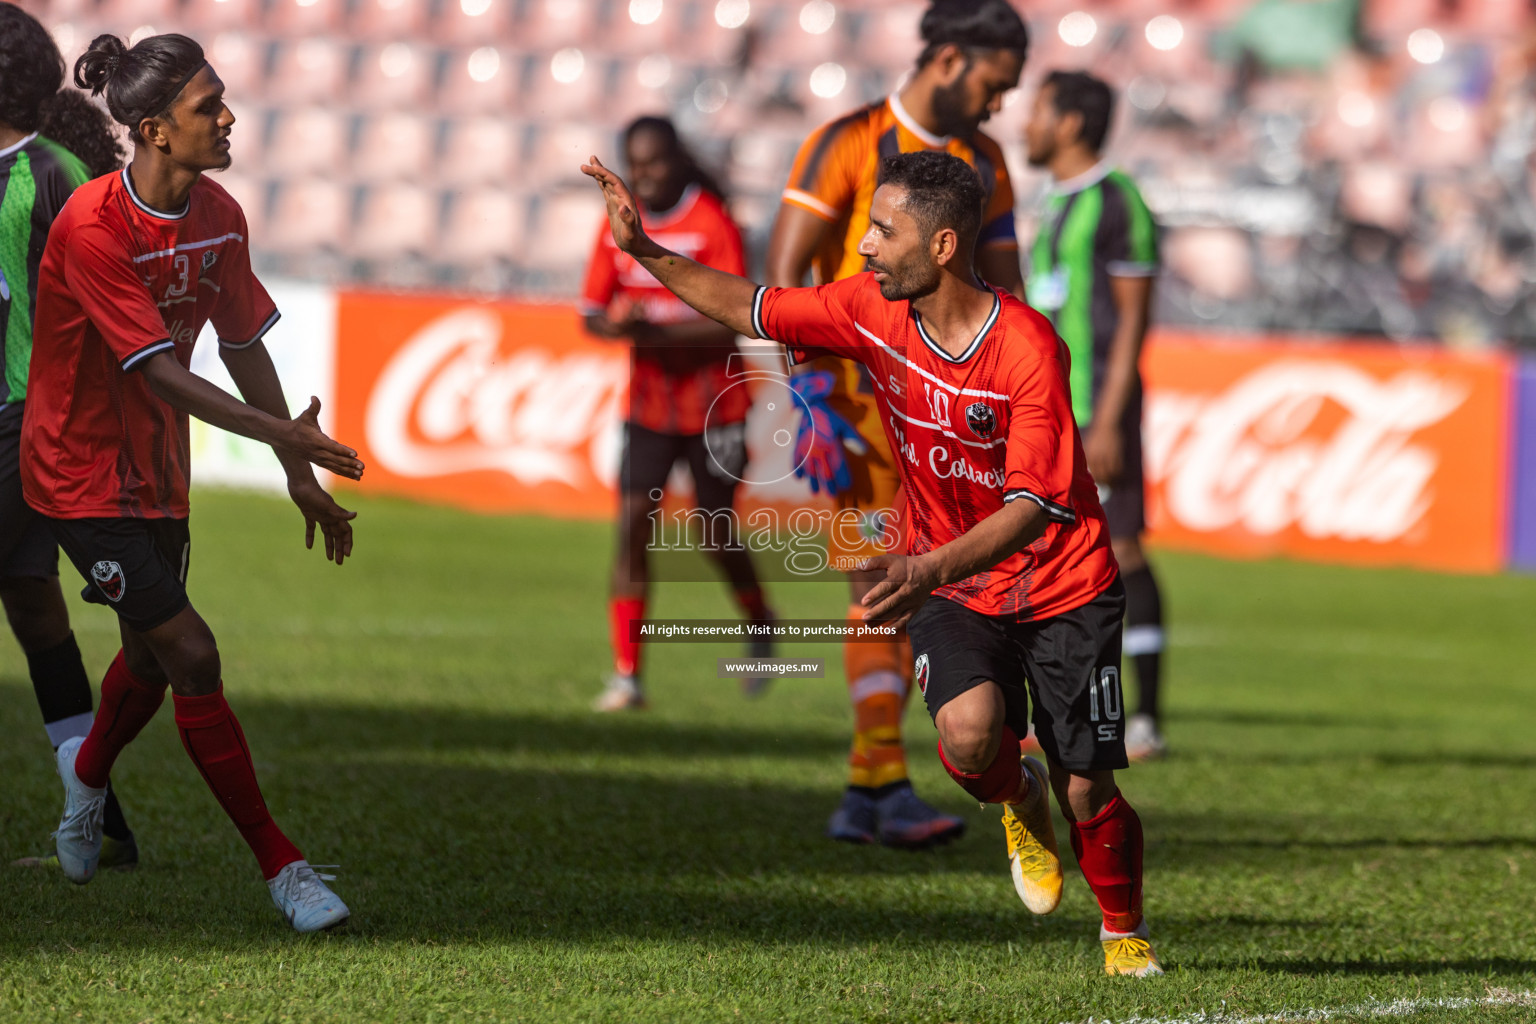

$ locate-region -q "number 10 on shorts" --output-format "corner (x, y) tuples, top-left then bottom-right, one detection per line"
(1088, 666), (1123, 743)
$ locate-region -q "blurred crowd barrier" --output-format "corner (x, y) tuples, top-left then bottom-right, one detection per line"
(194, 285), (1536, 572)
(24, 0), (1536, 346)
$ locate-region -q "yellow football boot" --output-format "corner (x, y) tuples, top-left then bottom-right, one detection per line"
(1000, 755), (1062, 914)
(1101, 922), (1164, 977)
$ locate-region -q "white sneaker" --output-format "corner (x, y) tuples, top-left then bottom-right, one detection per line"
(592, 673), (645, 712)
(52, 736), (107, 885)
(269, 860), (350, 933)
(1125, 713), (1166, 763)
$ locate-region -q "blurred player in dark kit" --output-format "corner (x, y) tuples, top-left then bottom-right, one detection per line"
(1024, 71), (1168, 761)
(0, 2), (144, 873)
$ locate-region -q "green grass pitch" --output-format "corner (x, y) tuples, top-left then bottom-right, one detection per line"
(2, 489), (1534, 1023)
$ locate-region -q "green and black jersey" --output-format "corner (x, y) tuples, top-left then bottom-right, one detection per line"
(1026, 163), (1158, 426)
(1, 133), (91, 407)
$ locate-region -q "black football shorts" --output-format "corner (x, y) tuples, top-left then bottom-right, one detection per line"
(619, 420), (746, 514)
(50, 516), (192, 632)
(0, 403), (60, 579)
(908, 577), (1129, 772)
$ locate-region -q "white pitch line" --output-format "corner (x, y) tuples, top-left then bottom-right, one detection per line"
(1062, 988), (1536, 1024)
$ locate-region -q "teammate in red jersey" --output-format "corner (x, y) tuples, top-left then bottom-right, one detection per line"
(582, 149), (1163, 976)
(22, 32), (361, 932)
(580, 116), (775, 711)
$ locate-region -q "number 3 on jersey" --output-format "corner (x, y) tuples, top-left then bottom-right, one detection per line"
(165, 253), (191, 298)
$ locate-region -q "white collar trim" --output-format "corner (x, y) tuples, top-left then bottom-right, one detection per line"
(1052, 160), (1115, 196)
(0, 132), (38, 161)
(913, 292), (1000, 364)
(889, 93), (950, 148)
(121, 168), (190, 220)
(644, 183), (701, 229)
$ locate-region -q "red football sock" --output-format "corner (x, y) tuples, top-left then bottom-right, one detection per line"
(75, 650), (168, 789)
(1069, 790), (1145, 934)
(174, 687), (303, 881)
(937, 725), (1029, 804)
(733, 586), (772, 622)
(609, 596), (646, 677)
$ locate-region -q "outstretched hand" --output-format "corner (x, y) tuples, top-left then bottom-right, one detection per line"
(283, 397), (365, 480)
(859, 553), (939, 630)
(580, 155), (655, 257)
(289, 476), (357, 566)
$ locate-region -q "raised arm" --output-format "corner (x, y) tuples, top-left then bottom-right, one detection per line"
(581, 156), (761, 337)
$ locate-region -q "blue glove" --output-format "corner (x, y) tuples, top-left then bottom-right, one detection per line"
(790, 370), (866, 496)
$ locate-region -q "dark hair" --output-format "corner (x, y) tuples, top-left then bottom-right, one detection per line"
(1044, 70), (1114, 153)
(623, 115), (728, 202)
(74, 32), (206, 141)
(876, 151), (984, 246)
(0, 4), (65, 133)
(40, 91), (127, 178)
(917, 0), (1030, 68)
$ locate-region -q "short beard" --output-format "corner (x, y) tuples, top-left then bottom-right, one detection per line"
(876, 263), (939, 302)
(930, 73), (978, 138)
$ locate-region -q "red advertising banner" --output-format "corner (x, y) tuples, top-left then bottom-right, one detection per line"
(1143, 331), (1513, 573)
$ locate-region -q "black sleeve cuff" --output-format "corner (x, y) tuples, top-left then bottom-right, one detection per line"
(751, 286), (768, 340)
(120, 338), (175, 372)
(1003, 488), (1076, 524)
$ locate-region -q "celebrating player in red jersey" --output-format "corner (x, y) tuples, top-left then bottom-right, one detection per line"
(22, 32), (361, 932)
(583, 149), (1163, 976)
(580, 116), (775, 711)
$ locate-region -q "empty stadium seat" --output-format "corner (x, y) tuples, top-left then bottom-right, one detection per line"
(264, 107), (350, 178)
(351, 42), (436, 110)
(434, 0), (513, 45)
(265, 178), (352, 254)
(97, 0), (178, 28)
(523, 122), (616, 187)
(602, 0), (684, 57)
(513, 0), (598, 51)
(352, 112), (435, 181)
(207, 31), (266, 98)
(351, 183), (439, 259)
(180, 0), (264, 33)
(267, 0), (344, 37)
(266, 38), (351, 107)
(348, 0), (432, 42)
(521, 50), (608, 122)
(437, 117), (523, 185)
(440, 187), (531, 264)
(530, 188), (607, 273)
(213, 173), (268, 234)
(439, 46), (520, 115)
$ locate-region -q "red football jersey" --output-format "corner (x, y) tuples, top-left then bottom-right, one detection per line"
(23, 169), (278, 519)
(579, 185), (749, 435)
(755, 274), (1118, 622)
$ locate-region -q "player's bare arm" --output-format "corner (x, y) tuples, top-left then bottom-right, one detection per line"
(581, 156), (760, 338)
(860, 498), (1049, 628)
(221, 341), (359, 566)
(1084, 274), (1152, 487)
(139, 351), (365, 481)
(765, 202), (829, 288)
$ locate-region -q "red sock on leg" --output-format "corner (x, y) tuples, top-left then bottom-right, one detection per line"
(733, 586), (772, 622)
(75, 650), (167, 789)
(937, 726), (1029, 804)
(609, 596), (646, 677)
(1069, 790), (1145, 934)
(173, 686), (302, 880)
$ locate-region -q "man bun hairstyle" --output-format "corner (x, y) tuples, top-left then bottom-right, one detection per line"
(0, 4), (66, 133)
(917, 0), (1030, 68)
(1044, 70), (1115, 154)
(74, 32), (207, 140)
(877, 150), (985, 248)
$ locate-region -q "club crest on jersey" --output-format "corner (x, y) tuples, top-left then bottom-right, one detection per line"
(201, 250), (218, 272)
(966, 402), (997, 439)
(91, 561), (125, 603)
(914, 653), (930, 696)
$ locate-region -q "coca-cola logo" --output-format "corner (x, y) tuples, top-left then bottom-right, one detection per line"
(365, 308), (628, 487)
(1146, 362), (1469, 543)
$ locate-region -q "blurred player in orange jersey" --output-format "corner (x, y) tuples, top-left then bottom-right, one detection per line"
(765, 0), (1029, 848)
(582, 116), (776, 711)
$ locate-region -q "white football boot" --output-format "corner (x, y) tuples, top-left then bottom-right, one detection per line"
(269, 860), (350, 933)
(52, 736), (107, 884)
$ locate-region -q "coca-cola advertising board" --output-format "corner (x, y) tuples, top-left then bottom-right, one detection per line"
(1143, 332), (1513, 573)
